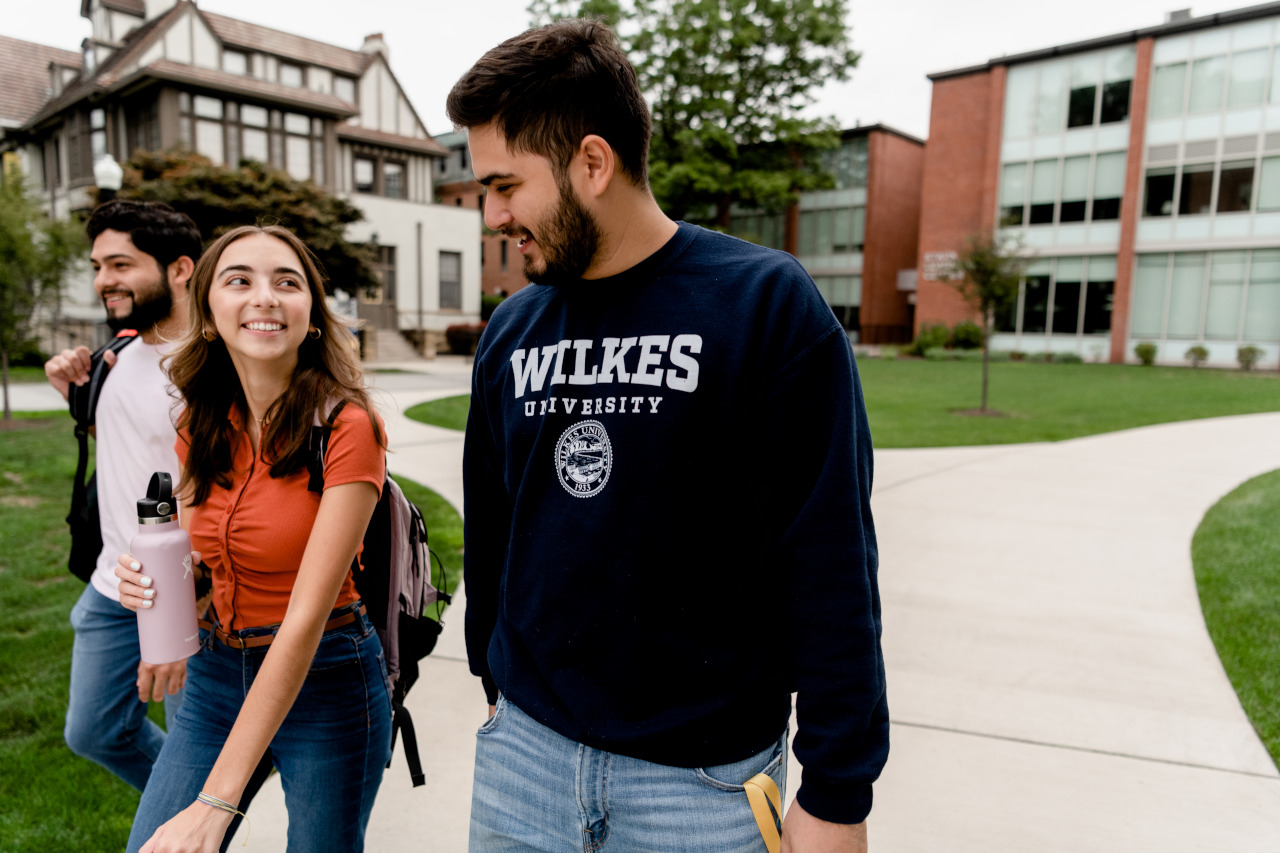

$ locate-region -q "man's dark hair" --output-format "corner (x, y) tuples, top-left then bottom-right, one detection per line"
(446, 19), (651, 185)
(85, 199), (203, 269)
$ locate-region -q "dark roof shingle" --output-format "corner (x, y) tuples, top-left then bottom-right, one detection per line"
(0, 35), (82, 126)
(201, 11), (370, 76)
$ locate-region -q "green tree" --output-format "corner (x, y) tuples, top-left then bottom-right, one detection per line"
(530, 0), (859, 225)
(948, 232), (1030, 414)
(114, 149), (379, 295)
(0, 171), (83, 421)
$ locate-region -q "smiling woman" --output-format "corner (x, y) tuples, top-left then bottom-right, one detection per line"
(110, 225), (394, 853)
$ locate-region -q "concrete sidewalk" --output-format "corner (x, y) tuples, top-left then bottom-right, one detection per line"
(24, 359), (1273, 850)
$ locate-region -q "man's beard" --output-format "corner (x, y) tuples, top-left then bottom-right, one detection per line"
(104, 270), (173, 332)
(520, 180), (602, 287)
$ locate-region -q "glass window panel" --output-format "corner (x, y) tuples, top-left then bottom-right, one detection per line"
(1131, 255), (1169, 337)
(1060, 156), (1090, 222)
(223, 50), (247, 75)
(1087, 256), (1118, 281)
(285, 136), (310, 180)
(1093, 152), (1125, 220)
(1145, 168), (1176, 216)
(1071, 54), (1102, 88)
(1005, 65), (1037, 138)
(193, 95), (222, 120)
(1037, 62), (1068, 135)
(1053, 280), (1082, 334)
(832, 207), (852, 250)
(1205, 251), (1246, 339)
(1068, 86), (1097, 128)
(242, 127), (267, 162)
(1151, 63), (1187, 117)
(1189, 56), (1226, 113)
(90, 108), (105, 129)
(1271, 50), (1280, 104)
(1104, 48), (1135, 82)
(1023, 275), (1050, 333)
(1027, 259), (1052, 277)
(1244, 250), (1280, 339)
(798, 211), (816, 256)
(1056, 257), (1085, 282)
(1217, 162), (1254, 213)
(384, 161), (404, 198)
(284, 113), (310, 135)
(1228, 48), (1268, 107)
(1030, 159), (1058, 224)
(1168, 253), (1207, 337)
(815, 209), (834, 255)
(850, 138), (868, 189)
(312, 139), (324, 184)
(1001, 162), (1027, 226)
(1179, 164), (1215, 215)
(279, 63), (303, 87)
(1100, 80), (1131, 123)
(1258, 157), (1280, 210)
(195, 119), (224, 163)
(1083, 280), (1114, 334)
(334, 76), (355, 103)
(851, 207), (865, 250)
(241, 104), (268, 127)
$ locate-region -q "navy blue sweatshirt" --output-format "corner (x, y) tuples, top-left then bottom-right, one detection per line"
(463, 222), (888, 824)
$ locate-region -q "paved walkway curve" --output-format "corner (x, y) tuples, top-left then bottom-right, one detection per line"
(195, 370), (1280, 850)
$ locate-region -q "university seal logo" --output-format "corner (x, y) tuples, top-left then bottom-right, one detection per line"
(555, 420), (612, 498)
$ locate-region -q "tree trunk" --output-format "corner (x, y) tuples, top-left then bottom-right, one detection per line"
(2, 348), (10, 422)
(980, 309), (992, 413)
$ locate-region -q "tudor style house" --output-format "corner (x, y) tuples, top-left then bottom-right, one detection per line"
(1, 0), (479, 355)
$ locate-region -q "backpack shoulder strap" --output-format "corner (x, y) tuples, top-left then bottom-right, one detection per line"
(68, 329), (140, 429)
(306, 400), (348, 494)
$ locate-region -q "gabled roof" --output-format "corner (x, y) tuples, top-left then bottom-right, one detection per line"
(0, 35), (83, 127)
(339, 124), (448, 156)
(201, 10), (371, 76)
(82, 0), (145, 17)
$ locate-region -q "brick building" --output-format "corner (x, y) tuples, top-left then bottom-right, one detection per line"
(434, 129), (529, 298)
(730, 125), (923, 344)
(919, 2), (1280, 367)
(1, 0), (479, 353)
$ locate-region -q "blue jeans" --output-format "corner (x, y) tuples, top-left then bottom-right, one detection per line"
(127, 603), (393, 853)
(66, 584), (183, 792)
(470, 696), (788, 852)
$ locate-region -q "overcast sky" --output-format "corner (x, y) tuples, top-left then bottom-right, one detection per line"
(4, 1), (1259, 141)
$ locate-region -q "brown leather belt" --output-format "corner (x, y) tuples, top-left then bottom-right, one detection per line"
(200, 605), (366, 650)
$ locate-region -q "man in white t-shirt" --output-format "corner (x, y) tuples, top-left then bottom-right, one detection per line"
(44, 200), (200, 791)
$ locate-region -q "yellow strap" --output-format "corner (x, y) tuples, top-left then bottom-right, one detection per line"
(744, 772), (782, 853)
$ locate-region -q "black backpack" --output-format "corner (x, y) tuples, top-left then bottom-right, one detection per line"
(65, 330), (140, 583)
(306, 401), (451, 787)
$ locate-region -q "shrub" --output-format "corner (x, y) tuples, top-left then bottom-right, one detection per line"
(905, 323), (949, 357)
(948, 320), (985, 350)
(445, 322), (487, 356)
(1056, 352), (1083, 364)
(1185, 345), (1209, 368)
(1134, 342), (1158, 366)
(1238, 345), (1264, 371)
(480, 293), (505, 322)
(1008, 350), (1026, 361)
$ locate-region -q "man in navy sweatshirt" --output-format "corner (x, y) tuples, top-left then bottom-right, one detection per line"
(450, 19), (888, 852)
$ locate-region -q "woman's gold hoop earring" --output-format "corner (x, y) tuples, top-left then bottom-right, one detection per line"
(202, 328), (217, 341)
(308, 327), (322, 340)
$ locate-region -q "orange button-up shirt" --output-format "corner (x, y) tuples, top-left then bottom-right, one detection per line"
(177, 404), (385, 631)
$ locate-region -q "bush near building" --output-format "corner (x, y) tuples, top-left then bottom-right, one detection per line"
(1134, 342), (1158, 366)
(445, 323), (487, 356)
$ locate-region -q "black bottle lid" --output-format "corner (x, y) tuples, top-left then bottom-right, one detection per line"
(137, 472), (177, 524)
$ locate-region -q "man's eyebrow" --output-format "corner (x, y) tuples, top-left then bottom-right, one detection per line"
(477, 172), (514, 187)
(90, 253), (133, 263)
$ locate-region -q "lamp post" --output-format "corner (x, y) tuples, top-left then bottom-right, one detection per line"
(93, 153), (123, 203)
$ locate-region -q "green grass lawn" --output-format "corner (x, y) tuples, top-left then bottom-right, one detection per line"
(5, 366), (46, 384)
(404, 394), (471, 432)
(0, 416), (463, 851)
(404, 359), (1280, 446)
(1192, 470), (1280, 767)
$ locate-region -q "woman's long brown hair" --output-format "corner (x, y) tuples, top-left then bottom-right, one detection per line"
(168, 225), (384, 506)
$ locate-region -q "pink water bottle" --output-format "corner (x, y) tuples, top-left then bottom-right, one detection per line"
(131, 472), (200, 664)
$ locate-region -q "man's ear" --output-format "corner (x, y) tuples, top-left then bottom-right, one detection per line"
(168, 255), (196, 290)
(577, 134), (616, 197)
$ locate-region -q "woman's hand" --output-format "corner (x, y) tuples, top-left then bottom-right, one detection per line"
(139, 800), (235, 853)
(115, 550), (202, 612)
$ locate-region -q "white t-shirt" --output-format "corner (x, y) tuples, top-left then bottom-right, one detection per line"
(89, 340), (181, 600)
